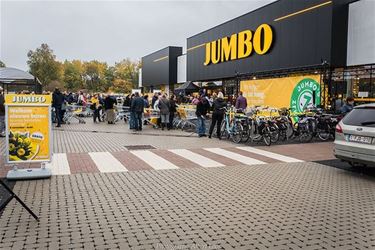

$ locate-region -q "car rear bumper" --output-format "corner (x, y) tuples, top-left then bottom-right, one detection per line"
(334, 146), (375, 167)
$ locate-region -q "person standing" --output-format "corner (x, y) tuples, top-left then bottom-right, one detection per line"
(158, 94), (170, 130)
(52, 88), (65, 127)
(169, 95), (177, 130)
(104, 94), (117, 124)
(151, 92), (159, 108)
(195, 95), (210, 137)
(143, 95), (150, 108)
(131, 92), (145, 131)
(208, 92), (226, 139)
(128, 94), (136, 129)
(91, 94), (101, 123)
(235, 91), (247, 112)
(340, 97), (355, 114)
(0, 87), (5, 137)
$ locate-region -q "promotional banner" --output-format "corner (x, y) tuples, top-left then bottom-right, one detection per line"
(5, 95), (52, 163)
(240, 75), (321, 112)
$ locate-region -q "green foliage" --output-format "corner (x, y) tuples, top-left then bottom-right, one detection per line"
(113, 58), (141, 92)
(63, 60), (84, 91)
(26, 44), (140, 93)
(0, 60), (5, 67)
(83, 60), (107, 92)
(27, 44), (62, 87)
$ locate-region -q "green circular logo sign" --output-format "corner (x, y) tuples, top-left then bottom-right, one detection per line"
(290, 78), (321, 113)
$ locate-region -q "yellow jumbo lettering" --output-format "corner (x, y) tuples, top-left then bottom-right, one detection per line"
(237, 30), (252, 59)
(202, 23), (273, 66)
(204, 43), (211, 66)
(253, 24), (273, 55)
(211, 40), (221, 64)
(221, 34), (237, 62)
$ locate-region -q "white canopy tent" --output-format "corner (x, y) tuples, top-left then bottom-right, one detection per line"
(0, 67), (42, 93)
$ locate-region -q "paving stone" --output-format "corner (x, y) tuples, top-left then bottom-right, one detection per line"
(1, 163), (375, 249)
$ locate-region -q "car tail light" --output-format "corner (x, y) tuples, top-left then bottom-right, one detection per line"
(336, 124), (343, 134)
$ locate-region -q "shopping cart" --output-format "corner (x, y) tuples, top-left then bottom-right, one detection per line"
(63, 105), (86, 124)
(143, 108), (160, 128)
(115, 105), (130, 123)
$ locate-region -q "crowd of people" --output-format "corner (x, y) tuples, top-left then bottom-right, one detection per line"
(0, 86), (357, 140)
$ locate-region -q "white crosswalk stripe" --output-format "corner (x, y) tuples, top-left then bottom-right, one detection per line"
(131, 150), (179, 170)
(89, 152), (128, 173)
(40, 147), (303, 176)
(204, 148), (266, 165)
(169, 149), (225, 168)
(236, 147), (303, 163)
(45, 153), (71, 175)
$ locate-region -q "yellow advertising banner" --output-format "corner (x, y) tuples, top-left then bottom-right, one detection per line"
(5, 95), (52, 163)
(240, 75), (321, 112)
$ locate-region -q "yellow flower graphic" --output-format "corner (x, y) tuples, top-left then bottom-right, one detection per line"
(9, 143), (15, 151)
(17, 148), (26, 157)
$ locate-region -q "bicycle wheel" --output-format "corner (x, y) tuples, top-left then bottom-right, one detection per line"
(317, 130), (331, 141)
(262, 127), (272, 146)
(299, 131), (313, 143)
(270, 125), (279, 143)
(241, 125), (251, 142)
(220, 120), (229, 139)
(231, 122), (243, 144)
(279, 130), (287, 141)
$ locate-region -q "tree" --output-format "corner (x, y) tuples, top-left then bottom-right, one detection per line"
(114, 58), (141, 91)
(109, 79), (132, 93)
(83, 60), (107, 92)
(27, 44), (62, 87)
(103, 66), (115, 91)
(63, 60), (84, 91)
(0, 60), (5, 67)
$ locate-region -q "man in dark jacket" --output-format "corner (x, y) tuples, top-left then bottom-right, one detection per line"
(52, 88), (65, 127)
(208, 92), (226, 139)
(104, 94), (117, 124)
(235, 91), (247, 112)
(0, 87), (5, 137)
(168, 95), (177, 130)
(151, 92), (159, 108)
(195, 95), (210, 137)
(131, 92), (145, 131)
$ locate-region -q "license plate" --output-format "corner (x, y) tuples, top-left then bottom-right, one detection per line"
(348, 135), (373, 144)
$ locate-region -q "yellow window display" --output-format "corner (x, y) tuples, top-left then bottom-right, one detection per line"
(5, 94), (52, 163)
(240, 75), (321, 113)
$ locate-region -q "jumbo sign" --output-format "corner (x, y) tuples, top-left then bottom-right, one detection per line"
(204, 24), (273, 66)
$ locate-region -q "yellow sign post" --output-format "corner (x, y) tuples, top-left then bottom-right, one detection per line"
(5, 94), (52, 179)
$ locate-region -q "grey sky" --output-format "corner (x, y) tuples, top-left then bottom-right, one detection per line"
(1, 0), (274, 70)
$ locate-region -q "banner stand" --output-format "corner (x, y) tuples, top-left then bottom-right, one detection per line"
(0, 179), (39, 221)
(4, 94), (53, 180)
(6, 164), (52, 180)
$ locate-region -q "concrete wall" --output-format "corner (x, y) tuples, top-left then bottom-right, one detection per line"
(347, 0), (375, 66)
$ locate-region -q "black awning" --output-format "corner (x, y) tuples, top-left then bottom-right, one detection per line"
(174, 82), (199, 94)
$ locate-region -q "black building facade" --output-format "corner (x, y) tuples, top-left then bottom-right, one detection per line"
(141, 0), (374, 107)
(188, 0), (334, 81)
(141, 46), (182, 93)
(185, 0), (375, 108)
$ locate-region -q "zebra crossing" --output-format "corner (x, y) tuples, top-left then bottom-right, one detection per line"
(43, 146), (303, 176)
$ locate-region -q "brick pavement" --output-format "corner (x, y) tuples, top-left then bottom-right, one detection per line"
(1, 162), (375, 249)
(1, 146), (308, 177)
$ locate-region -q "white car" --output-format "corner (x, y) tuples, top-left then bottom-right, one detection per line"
(334, 103), (375, 167)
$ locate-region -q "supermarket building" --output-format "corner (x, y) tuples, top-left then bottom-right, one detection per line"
(140, 0), (375, 110)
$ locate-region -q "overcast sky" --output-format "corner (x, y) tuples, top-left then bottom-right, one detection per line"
(1, 0), (275, 70)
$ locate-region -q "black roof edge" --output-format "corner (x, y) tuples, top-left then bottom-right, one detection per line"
(186, 0), (278, 40)
(142, 46), (183, 59)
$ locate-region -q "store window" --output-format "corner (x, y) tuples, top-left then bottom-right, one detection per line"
(342, 65), (374, 103)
